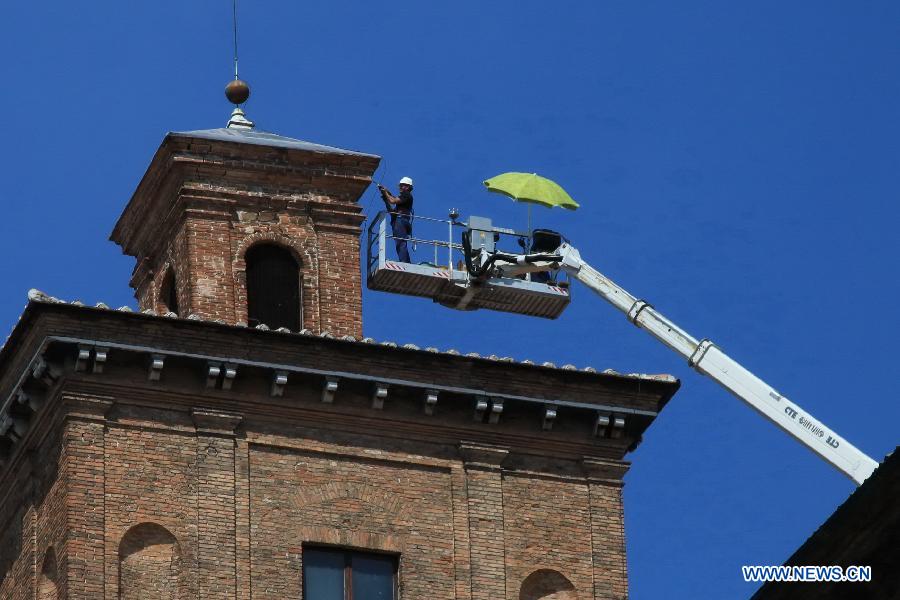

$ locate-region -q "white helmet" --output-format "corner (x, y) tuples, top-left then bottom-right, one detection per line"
(399, 176), (414, 187)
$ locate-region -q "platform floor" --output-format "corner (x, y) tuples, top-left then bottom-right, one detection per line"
(368, 260), (570, 319)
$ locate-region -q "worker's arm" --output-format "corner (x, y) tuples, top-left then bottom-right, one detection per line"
(378, 185), (401, 205)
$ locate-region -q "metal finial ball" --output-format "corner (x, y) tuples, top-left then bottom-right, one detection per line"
(225, 79), (250, 105)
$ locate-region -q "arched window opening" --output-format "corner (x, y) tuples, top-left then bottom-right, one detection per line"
(519, 569), (578, 600)
(159, 268), (178, 316)
(37, 547), (59, 600)
(246, 244), (301, 330)
(118, 522), (182, 600)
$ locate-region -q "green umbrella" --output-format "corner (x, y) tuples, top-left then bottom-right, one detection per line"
(483, 172), (580, 210)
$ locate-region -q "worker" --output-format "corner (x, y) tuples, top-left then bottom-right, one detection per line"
(378, 176), (415, 263)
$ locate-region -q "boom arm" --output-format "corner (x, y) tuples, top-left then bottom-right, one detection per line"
(474, 234), (878, 485)
(552, 243), (877, 485)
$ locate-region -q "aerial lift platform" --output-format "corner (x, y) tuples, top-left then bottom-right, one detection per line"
(367, 209), (880, 486)
(367, 211), (571, 318)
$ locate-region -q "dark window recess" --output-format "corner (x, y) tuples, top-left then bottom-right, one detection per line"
(303, 547), (397, 600)
(246, 244), (301, 330)
(160, 269), (179, 315)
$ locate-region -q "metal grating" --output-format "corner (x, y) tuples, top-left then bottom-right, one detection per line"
(369, 260), (570, 319)
(368, 261), (456, 300)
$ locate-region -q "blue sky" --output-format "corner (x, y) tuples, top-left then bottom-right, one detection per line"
(2, 2), (899, 598)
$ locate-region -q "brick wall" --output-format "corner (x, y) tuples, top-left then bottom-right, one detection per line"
(503, 473), (595, 599)
(137, 201), (365, 337)
(0, 471), (32, 600)
(0, 406), (69, 600)
(0, 382), (636, 599)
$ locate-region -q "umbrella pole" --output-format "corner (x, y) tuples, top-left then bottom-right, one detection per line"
(527, 204), (532, 238)
(526, 203), (532, 281)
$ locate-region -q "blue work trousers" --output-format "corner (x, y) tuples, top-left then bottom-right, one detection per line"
(392, 215), (412, 263)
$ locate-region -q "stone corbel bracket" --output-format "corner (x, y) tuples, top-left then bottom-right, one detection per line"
(543, 404), (558, 431)
(424, 389), (438, 416)
(221, 364), (237, 391)
(148, 354), (165, 381)
(371, 383), (389, 410)
(74, 344), (108, 374)
(206, 362), (222, 388)
(488, 398), (504, 424)
(271, 371), (288, 397)
(594, 412), (626, 439)
(0, 352), (65, 468)
(205, 362), (238, 390)
(16, 389), (42, 413)
(321, 377), (339, 403)
(473, 396), (488, 422)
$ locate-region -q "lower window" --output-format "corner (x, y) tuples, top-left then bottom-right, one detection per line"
(303, 546), (397, 600)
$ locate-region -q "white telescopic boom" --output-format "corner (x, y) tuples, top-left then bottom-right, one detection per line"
(557, 243), (878, 485)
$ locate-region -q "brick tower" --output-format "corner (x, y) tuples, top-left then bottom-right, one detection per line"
(0, 110), (679, 599)
(111, 125), (380, 338)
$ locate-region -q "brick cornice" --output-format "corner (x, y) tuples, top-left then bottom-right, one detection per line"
(0, 305), (677, 478)
(311, 208), (366, 231)
(191, 408), (243, 436)
(173, 152), (375, 185)
(62, 380), (628, 463)
(61, 394), (114, 422)
(581, 456), (630, 484)
(459, 442), (509, 471)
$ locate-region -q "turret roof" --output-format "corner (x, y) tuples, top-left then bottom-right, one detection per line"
(173, 127), (378, 158)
